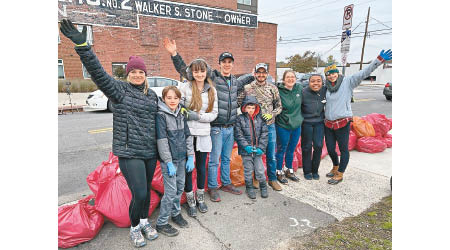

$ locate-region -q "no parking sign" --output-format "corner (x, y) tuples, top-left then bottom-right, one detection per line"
(342, 4), (354, 30)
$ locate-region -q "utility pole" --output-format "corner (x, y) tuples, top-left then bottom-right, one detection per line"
(359, 7), (370, 70)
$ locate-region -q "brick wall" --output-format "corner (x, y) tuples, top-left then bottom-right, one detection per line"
(58, 1), (277, 81)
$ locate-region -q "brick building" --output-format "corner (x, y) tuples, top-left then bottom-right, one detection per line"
(58, 0), (277, 82)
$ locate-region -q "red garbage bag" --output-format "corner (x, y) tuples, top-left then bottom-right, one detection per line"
(383, 134), (392, 148)
(58, 195), (104, 249)
(151, 162), (165, 195)
(321, 143), (328, 159)
(356, 136), (387, 153)
(230, 147), (245, 187)
(148, 189), (161, 217)
(348, 130), (357, 151)
(352, 116), (376, 137)
(86, 152), (119, 196)
(295, 145), (303, 168)
(363, 113), (391, 137)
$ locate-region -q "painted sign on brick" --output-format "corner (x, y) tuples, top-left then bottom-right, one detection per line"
(58, 0), (258, 28)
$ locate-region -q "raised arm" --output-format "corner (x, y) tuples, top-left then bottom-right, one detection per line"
(60, 19), (125, 103)
(163, 38), (189, 79)
(347, 49), (392, 90)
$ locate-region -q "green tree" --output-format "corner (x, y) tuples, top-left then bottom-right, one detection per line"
(327, 55), (337, 65)
(286, 51), (318, 73)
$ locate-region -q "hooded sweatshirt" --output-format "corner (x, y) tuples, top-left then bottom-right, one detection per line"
(156, 98), (194, 163)
(234, 96), (269, 156)
(275, 82), (303, 130)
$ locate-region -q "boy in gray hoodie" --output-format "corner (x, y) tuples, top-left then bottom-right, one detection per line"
(234, 96), (269, 199)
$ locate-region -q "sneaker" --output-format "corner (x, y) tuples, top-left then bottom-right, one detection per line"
(208, 188), (221, 202)
(130, 226), (147, 247)
(155, 224), (179, 237)
(141, 223), (158, 241)
(304, 173), (313, 180)
(172, 214), (189, 228)
(312, 173), (320, 180)
(221, 184), (243, 195)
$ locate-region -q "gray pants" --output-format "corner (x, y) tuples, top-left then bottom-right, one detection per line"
(242, 155), (266, 183)
(157, 159), (186, 226)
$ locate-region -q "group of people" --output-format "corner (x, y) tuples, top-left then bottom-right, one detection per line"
(60, 19), (392, 248)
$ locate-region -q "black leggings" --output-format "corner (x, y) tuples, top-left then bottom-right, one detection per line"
(184, 137), (208, 192)
(118, 157), (157, 227)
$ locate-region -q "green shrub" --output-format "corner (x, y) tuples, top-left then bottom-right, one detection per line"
(58, 79), (98, 93)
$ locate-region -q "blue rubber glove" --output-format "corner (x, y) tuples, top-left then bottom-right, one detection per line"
(244, 145), (254, 154)
(255, 148), (264, 156)
(379, 49), (392, 61)
(167, 162), (176, 177)
(186, 155), (194, 172)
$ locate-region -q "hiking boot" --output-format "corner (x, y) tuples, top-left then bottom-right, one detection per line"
(208, 188), (221, 202)
(141, 223), (158, 241)
(253, 178), (259, 189)
(155, 224), (179, 237)
(185, 191), (197, 218)
(285, 169), (300, 182)
(312, 173), (320, 180)
(268, 180), (282, 191)
(259, 181), (269, 198)
(304, 173), (313, 180)
(245, 181), (256, 199)
(130, 225), (146, 247)
(276, 171), (288, 184)
(328, 171), (344, 185)
(326, 166), (339, 178)
(171, 214), (189, 228)
(221, 184), (243, 195)
(196, 189), (208, 213)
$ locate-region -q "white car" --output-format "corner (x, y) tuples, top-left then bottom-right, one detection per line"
(85, 76), (183, 112)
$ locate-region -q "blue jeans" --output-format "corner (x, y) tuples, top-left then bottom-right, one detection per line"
(208, 126), (234, 189)
(266, 123), (277, 181)
(324, 122), (350, 173)
(301, 122), (324, 175)
(276, 125), (301, 171)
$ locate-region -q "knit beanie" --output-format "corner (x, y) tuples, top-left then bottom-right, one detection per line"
(126, 56), (147, 75)
(324, 63), (339, 76)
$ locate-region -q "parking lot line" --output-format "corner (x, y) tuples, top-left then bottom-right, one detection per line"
(354, 98), (376, 102)
(88, 127), (113, 134)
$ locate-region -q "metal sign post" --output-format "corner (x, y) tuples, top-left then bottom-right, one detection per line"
(341, 4), (353, 75)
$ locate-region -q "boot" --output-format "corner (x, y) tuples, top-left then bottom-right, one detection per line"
(245, 181), (256, 199)
(326, 166), (339, 178)
(185, 191), (197, 217)
(285, 168), (300, 182)
(276, 170), (288, 184)
(328, 171), (344, 185)
(196, 189), (208, 213)
(268, 180), (282, 191)
(253, 178), (259, 189)
(259, 181), (269, 198)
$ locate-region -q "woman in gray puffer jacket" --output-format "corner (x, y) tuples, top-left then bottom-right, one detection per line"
(60, 19), (158, 248)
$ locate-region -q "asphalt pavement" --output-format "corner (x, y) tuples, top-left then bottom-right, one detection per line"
(58, 82), (392, 249)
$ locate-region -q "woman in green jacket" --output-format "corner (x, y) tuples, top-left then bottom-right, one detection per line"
(275, 70), (304, 183)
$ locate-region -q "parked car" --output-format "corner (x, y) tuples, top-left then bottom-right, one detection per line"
(85, 76), (182, 112)
(383, 82), (392, 100)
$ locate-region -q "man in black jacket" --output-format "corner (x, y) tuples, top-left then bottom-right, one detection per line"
(163, 38), (254, 202)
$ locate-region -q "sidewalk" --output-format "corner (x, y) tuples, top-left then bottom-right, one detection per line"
(59, 148), (391, 250)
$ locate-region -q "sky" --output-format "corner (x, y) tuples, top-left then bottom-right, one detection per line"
(257, 0), (392, 64)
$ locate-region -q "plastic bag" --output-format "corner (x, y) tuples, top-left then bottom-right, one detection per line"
(362, 113), (391, 137)
(294, 144), (303, 168)
(86, 152), (119, 196)
(356, 136), (387, 153)
(352, 116), (376, 137)
(148, 189), (162, 217)
(151, 162), (165, 195)
(348, 130), (357, 151)
(229, 147), (245, 187)
(383, 134), (392, 148)
(58, 195), (104, 248)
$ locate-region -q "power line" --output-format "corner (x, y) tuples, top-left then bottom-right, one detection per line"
(258, 0), (323, 17)
(370, 17), (392, 29)
(279, 28), (391, 42)
(277, 32), (391, 45)
(261, 0), (346, 19)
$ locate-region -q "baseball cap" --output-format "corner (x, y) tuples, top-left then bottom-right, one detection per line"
(255, 63), (268, 72)
(219, 52), (234, 63)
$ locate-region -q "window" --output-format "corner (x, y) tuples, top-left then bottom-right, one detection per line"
(76, 24), (94, 45)
(112, 63), (127, 79)
(82, 64), (91, 79)
(58, 59), (65, 79)
(237, 0), (251, 5)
